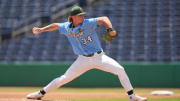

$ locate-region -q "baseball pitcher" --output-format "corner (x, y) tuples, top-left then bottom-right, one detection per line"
(27, 5), (147, 101)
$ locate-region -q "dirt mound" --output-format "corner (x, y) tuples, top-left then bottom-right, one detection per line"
(0, 98), (67, 101)
(0, 92), (180, 101)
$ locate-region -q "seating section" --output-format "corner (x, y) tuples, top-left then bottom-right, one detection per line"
(0, 0), (179, 62)
(86, 0), (180, 62)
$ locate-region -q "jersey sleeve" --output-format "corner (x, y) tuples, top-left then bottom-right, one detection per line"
(87, 18), (98, 30)
(58, 23), (66, 35)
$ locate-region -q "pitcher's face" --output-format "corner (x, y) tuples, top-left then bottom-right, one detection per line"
(72, 15), (85, 24)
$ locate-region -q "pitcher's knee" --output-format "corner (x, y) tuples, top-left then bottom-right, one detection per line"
(53, 75), (66, 82)
(114, 67), (126, 75)
(59, 75), (69, 81)
(53, 75), (70, 86)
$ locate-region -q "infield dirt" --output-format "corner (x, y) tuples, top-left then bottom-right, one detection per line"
(0, 92), (180, 101)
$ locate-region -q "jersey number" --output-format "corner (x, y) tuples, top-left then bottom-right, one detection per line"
(81, 36), (93, 44)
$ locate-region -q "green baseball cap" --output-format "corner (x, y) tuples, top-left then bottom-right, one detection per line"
(70, 5), (86, 16)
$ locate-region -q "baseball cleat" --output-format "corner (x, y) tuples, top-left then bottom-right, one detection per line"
(26, 91), (44, 100)
(129, 94), (147, 101)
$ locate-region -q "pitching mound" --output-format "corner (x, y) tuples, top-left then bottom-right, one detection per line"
(0, 98), (67, 101)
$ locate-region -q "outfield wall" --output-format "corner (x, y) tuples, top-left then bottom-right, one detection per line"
(0, 62), (179, 88)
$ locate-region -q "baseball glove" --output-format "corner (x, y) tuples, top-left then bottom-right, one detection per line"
(101, 29), (118, 44)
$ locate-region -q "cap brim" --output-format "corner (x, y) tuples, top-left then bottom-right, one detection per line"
(77, 12), (86, 15)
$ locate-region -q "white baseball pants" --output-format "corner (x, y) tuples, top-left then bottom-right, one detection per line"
(44, 52), (133, 93)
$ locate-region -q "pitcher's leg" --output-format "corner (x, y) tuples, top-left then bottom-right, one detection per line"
(44, 59), (91, 93)
(95, 54), (147, 101)
(43, 71), (80, 93)
(96, 54), (133, 92)
(27, 56), (91, 99)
